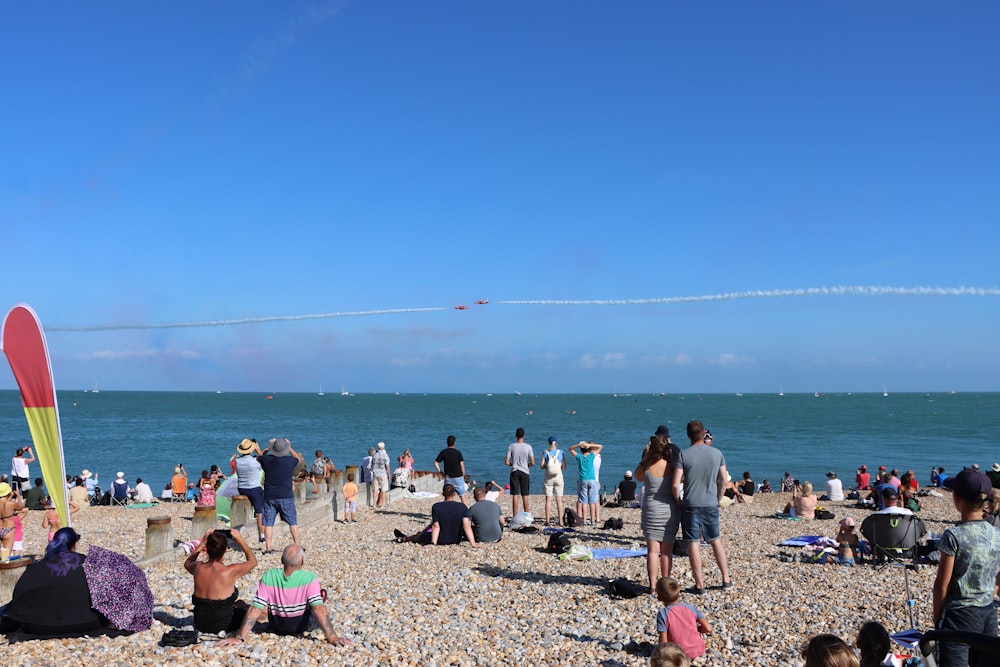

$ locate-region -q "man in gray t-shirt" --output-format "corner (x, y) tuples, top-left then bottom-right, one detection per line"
(672, 420), (732, 594)
(468, 487), (505, 543)
(505, 427), (535, 516)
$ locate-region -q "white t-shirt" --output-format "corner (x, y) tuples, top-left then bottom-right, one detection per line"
(11, 456), (29, 479)
(825, 478), (844, 501)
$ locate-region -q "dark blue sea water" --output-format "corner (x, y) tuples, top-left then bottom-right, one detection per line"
(2, 390), (997, 495)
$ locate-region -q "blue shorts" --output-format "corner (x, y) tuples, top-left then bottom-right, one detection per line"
(262, 497), (298, 527)
(681, 506), (721, 542)
(578, 479), (599, 504)
(445, 476), (467, 496)
(238, 486), (264, 514)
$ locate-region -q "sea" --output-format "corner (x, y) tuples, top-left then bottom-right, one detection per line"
(2, 390), (997, 495)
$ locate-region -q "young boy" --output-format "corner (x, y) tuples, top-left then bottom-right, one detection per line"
(655, 577), (712, 661)
(933, 468), (1000, 667)
(835, 517), (859, 566)
(649, 641), (691, 667)
(343, 472), (358, 523)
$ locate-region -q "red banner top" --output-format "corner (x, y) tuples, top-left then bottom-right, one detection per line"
(2, 305), (56, 408)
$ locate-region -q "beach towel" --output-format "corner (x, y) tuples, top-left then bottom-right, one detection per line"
(590, 547), (648, 560)
(403, 490), (439, 499)
(773, 512), (802, 521)
(125, 502), (158, 509)
(779, 535), (824, 547)
(542, 526), (575, 535)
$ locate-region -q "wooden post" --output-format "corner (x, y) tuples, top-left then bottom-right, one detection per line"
(144, 516), (173, 559)
(293, 480), (307, 504)
(191, 505), (217, 538)
(230, 495), (251, 530)
(0, 556), (35, 606)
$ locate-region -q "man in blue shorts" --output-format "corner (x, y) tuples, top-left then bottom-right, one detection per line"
(259, 437), (304, 553)
(434, 435), (467, 500)
(505, 427), (535, 517)
(672, 420), (732, 595)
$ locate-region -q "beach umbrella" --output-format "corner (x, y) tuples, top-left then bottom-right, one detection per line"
(82, 545), (154, 632)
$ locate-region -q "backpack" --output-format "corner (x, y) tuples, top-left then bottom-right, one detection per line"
(544, 450), (562, 475)
(608, 578), (646, 599)
(602, 517), (624, 530)
(815, 508), (836, 520)
(546, 532), (572, 554)
(563, 507), (582, 527)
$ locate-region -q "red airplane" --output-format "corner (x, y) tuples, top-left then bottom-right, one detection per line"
(474, 299), (489, 305)
(454, 305), (469, 310)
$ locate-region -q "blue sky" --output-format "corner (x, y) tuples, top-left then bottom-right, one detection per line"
(2, 2), (999, 394)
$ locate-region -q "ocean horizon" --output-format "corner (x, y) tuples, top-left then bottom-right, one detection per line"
(3, 390), (996, 498)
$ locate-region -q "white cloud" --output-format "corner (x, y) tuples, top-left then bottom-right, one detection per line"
(76, 349), (201, 361)
(578, 353), (626, 369)
(712, 353), (754, 367)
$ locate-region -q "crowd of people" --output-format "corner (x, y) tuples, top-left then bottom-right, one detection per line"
(6, 430), (1000, 664)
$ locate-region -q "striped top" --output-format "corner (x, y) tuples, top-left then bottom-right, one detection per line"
(251, 567), (322, 635)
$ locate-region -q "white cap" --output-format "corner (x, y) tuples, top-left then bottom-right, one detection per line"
(377, 441), (385, 450)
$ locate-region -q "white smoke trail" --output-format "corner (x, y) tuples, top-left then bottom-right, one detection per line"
(45, 286), (999, 332)
(498, 285), (1000, 306)
(48, 307), (448, 332)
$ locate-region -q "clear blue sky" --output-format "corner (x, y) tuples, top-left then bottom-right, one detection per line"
(2, 2), (999, 394)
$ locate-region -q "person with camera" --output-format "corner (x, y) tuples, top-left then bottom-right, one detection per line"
(184, 528), (258, 634)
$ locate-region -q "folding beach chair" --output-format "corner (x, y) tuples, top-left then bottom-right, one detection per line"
(860, 512), (927, 628)
(919, 630), (1000, 667)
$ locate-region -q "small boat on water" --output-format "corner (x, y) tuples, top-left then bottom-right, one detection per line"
(318, 385), (325, 396)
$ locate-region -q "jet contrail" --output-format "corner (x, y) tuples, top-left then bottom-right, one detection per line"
(48, 307), (448, 332)
(45, 286), (998, 332)
(498, 285), (1000, 306)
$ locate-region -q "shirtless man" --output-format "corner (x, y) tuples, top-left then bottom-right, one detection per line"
(185, 529), (258, 634)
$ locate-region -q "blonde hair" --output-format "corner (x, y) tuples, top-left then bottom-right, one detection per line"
(802, 481), (814, 496)
(649, 642), (691, 667)
(803, 634), (859, 667)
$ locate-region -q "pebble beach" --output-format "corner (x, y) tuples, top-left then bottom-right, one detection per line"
(1, 490), (970, 666)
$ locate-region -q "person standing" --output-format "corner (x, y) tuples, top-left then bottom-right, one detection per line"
(10, 447), (34, 494)
(258, 438), (304, 553)
(371, 442), (391, 509)
(636, 431), (681, 593)
(933, 468), (1000, 667)
(361, 447), (375, 508)
(568, 440), (603, 525)
(671, 420), (731, 595)
(541, 436), (566, 525)
(234, 439), (266, 542)
(434, 435), (467, 499)
(504, 427), (535, 517)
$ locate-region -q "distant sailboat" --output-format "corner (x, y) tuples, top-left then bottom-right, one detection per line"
(882, 384), (889, 397)
(779, 385), (784, 397)
(340, 385), (349, 396)
(318, 385), (324, 396)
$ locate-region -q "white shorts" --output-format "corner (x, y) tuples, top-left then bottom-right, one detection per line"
(543, 475), (564, 497)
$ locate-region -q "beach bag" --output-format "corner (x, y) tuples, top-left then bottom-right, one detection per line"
(563, 507), (582, 527)
(815, 508), (836, 520)
(608, 578), (646, 599)
(602, 518), (624, 530)
(546, 532), (572, 554)
(509, 512), (534, 530)
(559, 544), (593, 561)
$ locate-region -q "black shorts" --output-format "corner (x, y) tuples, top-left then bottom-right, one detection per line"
(509, 470), (530, 496)
(238, 486), (265, 514)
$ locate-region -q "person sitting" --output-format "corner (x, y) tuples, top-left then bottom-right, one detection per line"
(171, 467), (188, 501)
(899, 472), (921, 512)
(783, 481), (817, 519)
(856, 621), (891, 667)
(67, 477), (89, 511)
(0, 528), (109, 637)
(649, 642), (692, 667)
(23, 477), (47, 510)
(875, 486), (912, 515)
(217, 544), (350, 646)
(615, 471), (638, 505)
(759, 479), (774, 493)
(133, 478), (155, 504)
(834, 517), (859, 566)
(468, 487), (505, 543)
(82, 470), (99, 499)
(855, 465), (871, 491)
(935, 467), (948, 488)
(393, 484), (480, 547)
(823, 471), (844, 501)
(184, 529), (257, 634)
(801, 634), (859, 667)
(42, 497), (80, 541)
(484, 480), (505, 503)
(736, 471), (755, 504)
(160, 483), (174, 501)
(196, 476), (216, 507)
(111, 472), (130, 505)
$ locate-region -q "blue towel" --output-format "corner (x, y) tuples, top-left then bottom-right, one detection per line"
(779, 535), (824, 547)
(590, 548), (648, 560)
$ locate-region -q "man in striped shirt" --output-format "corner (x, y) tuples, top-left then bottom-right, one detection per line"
(219, 544), (350, 646)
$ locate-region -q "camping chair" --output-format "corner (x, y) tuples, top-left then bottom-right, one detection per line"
(919, 630), (1000, 667)
(860, 512), (927, 628)
(111, 481), (130, 507)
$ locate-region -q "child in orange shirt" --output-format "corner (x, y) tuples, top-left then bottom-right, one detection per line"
(343, 473), (358, 523)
